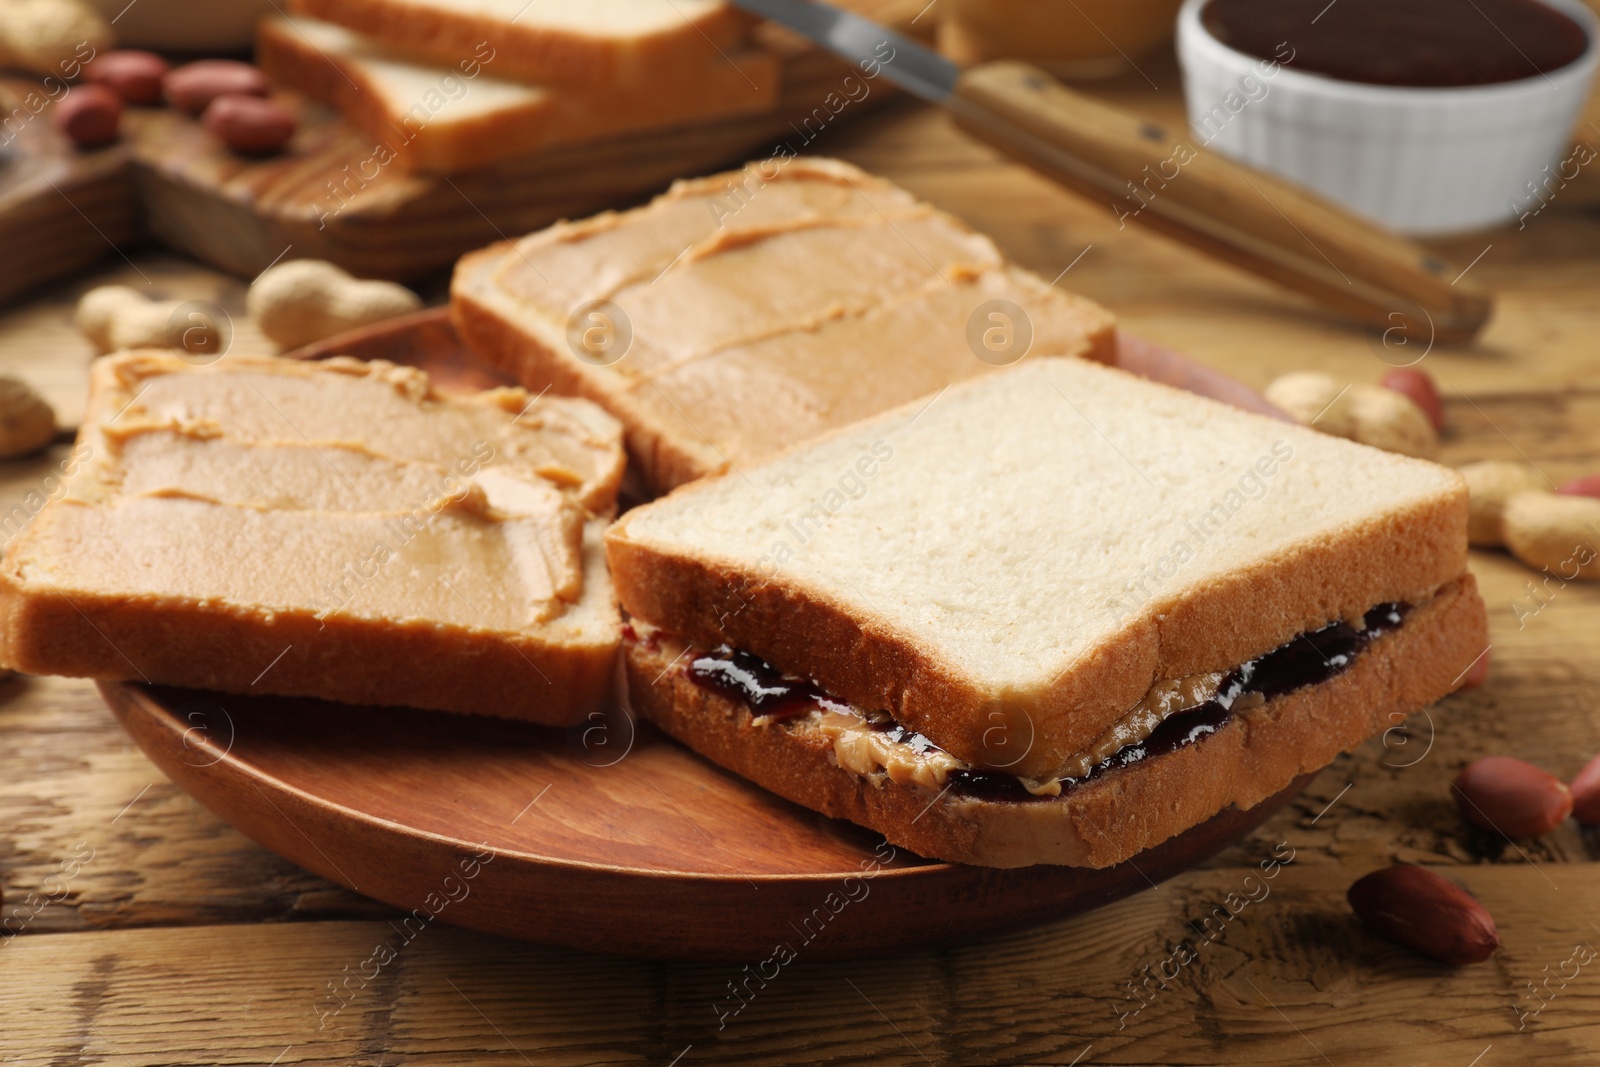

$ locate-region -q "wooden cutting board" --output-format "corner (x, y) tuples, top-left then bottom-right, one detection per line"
(0, 76), (139, 304)
(0, 1), (921, 302)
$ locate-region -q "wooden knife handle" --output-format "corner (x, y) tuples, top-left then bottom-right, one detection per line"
(950, 61), (1493, 342)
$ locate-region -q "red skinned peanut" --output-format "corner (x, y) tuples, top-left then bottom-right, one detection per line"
(1453, 755), (1572, 838)
(202, 95), (296, 155)
(1570, 753), (1600, 825)
(1557, 474), (1600, 500)
(165, 60), (269, 115)
(1459, 647), (1491, 689)
(1380, 368), (1445, 432)
(84, 50), (169, 105)
(52, 84), (122, 148)
(1348, 865), (1499, 965)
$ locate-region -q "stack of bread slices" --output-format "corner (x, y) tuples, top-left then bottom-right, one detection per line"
(259, 0), (781, 173)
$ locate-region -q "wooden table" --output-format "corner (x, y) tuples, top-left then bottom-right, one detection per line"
(3, 44), (1600, 1066)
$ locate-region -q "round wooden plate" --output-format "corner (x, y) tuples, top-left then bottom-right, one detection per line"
(103, 313), (1298, 961)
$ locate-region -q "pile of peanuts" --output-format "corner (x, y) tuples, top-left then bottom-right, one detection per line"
(1460, 461), (1600, 579)
(1264, 360), (1599, 964)
(54, 52), (294, 155)
(75, 259), (422, 355)
(1347, 750), (1600, 966)
(1265, 366), (1444, 459)
(1267, 364), (1599, 582)
(0, 377), (57, 459)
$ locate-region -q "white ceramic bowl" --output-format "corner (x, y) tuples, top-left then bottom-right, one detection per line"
(1176, 0), (1599, 235)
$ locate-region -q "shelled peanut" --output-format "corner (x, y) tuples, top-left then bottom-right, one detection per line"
(246, 260), (421, 350)
(84, 50), (170, 105)
(51, 84), (122, 148)
(75, 286), (225, 355)
(1348, 865), (1499, 965)
(1456, 460), (1600, 578)
(0, 377), (57, 459)
(1453, 756), (1573, 839)
(201, 94), (296, 154)
(1264, 370), (1438, 459)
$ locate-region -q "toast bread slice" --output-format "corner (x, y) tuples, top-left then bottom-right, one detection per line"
(452, 158), (1118, 492)
(0, 352), (625, 723)
(257, 16), (779, 175)
(287, 0), (755, 88)
(624, 574), (1488, 867)
(605, 357), (1474, 780)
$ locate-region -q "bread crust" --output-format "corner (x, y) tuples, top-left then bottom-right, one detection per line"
(287, 0), (755, 88)
(0, 523), (619, 725)
(256, 17), (778, 175)
(257, 19), (532, 175)
(623, 573), (1488, 867)
(0, 352), (626, 724)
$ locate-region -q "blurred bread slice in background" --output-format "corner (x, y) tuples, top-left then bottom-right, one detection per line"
(258, 15), (779, 174)
(287, 0), (757, 87)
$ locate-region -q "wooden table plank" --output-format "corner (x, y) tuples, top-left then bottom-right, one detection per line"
(4, 865), (1598, 1066)
(0, 672), (397, 934)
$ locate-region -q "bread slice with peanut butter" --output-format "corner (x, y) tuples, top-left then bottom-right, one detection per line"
(451, 157), (1118, 494)
(0, 352), (625, 723)
(607, 357), (1489, 867)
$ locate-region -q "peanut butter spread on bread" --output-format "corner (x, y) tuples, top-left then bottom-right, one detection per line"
(459, 158), (1117, 489)
(19, 352), (623, 629)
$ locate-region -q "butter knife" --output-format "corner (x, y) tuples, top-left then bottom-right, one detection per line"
(732, 0), (1491, 341)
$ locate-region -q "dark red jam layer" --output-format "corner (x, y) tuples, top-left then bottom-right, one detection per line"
(1201, 0), (1588, 88)
(685, 603), (1408, 803)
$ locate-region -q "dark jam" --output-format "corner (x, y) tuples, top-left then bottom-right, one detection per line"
(686, 603), (1408, 803)
(687, 647), (827, 719)
(1201, 0), (1589, 88)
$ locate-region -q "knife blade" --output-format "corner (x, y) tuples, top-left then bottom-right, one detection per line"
(732, 0), (958, 102)
(726, 0), (1492, 340)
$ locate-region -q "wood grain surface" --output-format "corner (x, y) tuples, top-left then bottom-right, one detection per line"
(0, 2), (923, 290)
(100, 681), (1310, 962)
(0, 77), (138, 305)
(1, 26), (1600, 1065)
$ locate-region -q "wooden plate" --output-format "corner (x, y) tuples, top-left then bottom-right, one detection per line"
(102, 316), (1295, 961)
(104, 686), (1307, 961)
